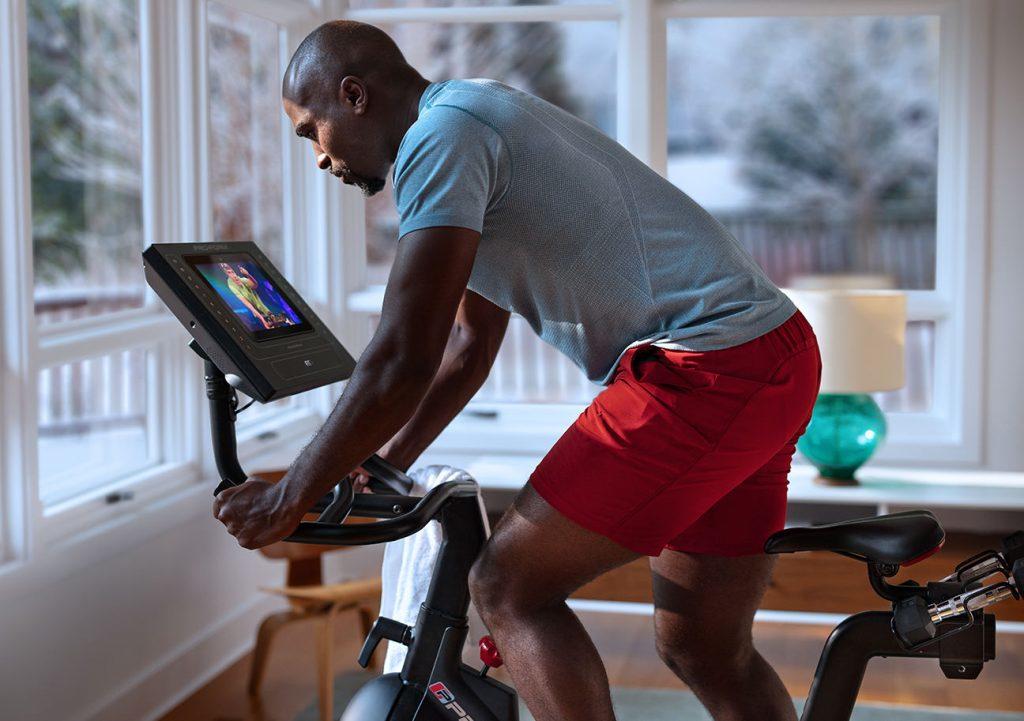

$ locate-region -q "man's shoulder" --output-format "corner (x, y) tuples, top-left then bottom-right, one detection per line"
(394, 81), (511, 173)
(415, 79), (516, 133)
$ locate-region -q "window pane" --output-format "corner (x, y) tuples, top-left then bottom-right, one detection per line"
(207, 3), (285, 268)
(365, 20), (617, 283)
(874, 320), (934, 414)
(28, 0), (145, 327)
(38, 349), (152, 507)
(666, 16), (939, 290)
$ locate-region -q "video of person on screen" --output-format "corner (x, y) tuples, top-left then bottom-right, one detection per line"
(196, 260), (302, 332)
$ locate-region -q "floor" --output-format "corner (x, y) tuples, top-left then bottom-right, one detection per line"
(159, 530), (1024, 721)
(157, 606), (1024, 721)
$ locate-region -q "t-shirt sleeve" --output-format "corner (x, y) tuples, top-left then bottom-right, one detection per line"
(392, 105), (509, 239)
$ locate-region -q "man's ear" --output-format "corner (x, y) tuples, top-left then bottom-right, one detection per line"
(339, 75), (368, 115)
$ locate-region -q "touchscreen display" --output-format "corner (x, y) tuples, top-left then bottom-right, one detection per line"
(187, 253), (310, 341)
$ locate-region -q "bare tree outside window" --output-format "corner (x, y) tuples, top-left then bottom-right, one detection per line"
(668, 16), (939, 291)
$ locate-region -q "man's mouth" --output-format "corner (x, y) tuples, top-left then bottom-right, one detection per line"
(328, 165), (384, 196)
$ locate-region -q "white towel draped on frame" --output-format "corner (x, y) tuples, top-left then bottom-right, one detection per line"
(378, 465), (492, 674)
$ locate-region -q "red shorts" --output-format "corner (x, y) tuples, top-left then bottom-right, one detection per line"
(530, 310), (822, 557)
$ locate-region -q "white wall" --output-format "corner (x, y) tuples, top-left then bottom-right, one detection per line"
(982, 0), (1024, 470)
(0, 483), (383, 721)
(0, 4), (1021, 721)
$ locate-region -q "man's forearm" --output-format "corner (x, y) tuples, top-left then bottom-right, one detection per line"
(277, 340), (436, 513)
(379, 333), (495, 470)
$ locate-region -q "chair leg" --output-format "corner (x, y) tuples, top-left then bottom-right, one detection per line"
(357, 605), (377, 671)
(317, 603), (342, 721)
(249, 610), (302, 698)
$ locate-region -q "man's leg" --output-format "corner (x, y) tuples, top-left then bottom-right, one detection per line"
(469, 482), (641, 721)
(650, 551), (797, 721)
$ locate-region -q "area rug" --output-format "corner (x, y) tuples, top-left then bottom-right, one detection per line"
(295, 671), (1024, 721)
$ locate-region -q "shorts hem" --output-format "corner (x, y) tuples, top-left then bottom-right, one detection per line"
(664, 543), (771, 557)
(528, 474), (665, 557)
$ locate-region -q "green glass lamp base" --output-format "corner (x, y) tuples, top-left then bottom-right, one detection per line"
(797, 393), (888, 487)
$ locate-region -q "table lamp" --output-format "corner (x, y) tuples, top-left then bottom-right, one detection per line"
(781, 288), (906, 486)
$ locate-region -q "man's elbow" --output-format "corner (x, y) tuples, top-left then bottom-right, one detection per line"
(451, 332), (500, 385)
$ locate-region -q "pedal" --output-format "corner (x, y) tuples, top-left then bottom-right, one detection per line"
(358, 617), (412, 668)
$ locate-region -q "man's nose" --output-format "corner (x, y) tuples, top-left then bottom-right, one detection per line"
(313, 146), (330, 170)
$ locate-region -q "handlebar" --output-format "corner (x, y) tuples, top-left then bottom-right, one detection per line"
(283, 479), (480, 546)
(891, 531), (1023, 650)
(197, 345), (440, 545)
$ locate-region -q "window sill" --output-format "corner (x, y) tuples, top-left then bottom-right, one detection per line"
(0, 409), (327, 602)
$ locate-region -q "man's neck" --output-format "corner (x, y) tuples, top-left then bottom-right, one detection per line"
(386, 76), (432, 161)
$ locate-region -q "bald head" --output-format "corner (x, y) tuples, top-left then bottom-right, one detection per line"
(281, 21), (428, 197)
(283, 21), (419, 107)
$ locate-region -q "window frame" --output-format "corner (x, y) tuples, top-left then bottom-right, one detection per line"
(0, 0), (994, 578)
(0, 0), (340, 573)
(340, 0), (991, 466)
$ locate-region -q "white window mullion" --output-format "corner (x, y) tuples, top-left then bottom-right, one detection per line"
(177, 0), (211, 248)
(0, 0), (40, 562)
(927, 0), (990, 465)
(141, 0), (180, 251)
(617, 0), (667, 174)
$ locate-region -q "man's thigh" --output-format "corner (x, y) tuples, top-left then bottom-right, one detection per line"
(478, 482), (641, 608)
(650, 550), (777, 649)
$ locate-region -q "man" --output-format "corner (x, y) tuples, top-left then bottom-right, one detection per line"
(214, 20), (822, 721)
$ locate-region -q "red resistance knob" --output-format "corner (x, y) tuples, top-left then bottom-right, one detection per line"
(478, 635), (504, 668)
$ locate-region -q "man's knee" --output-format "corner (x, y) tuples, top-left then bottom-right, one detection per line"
(655, 625), (754, 685)
(468, 541), (567, 624)
(468, 548), (503, 619)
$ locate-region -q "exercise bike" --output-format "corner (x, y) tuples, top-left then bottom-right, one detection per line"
(765, 512), (1024, 720)
(145, 241), (517, 720)
(144, 240), (1023, 721)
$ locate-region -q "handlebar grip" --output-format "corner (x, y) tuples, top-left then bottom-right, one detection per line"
(317, 480), (355, 524)
(362, 454), (414, 495)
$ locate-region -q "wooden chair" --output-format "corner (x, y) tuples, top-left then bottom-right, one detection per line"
(248, 470), (382, 721)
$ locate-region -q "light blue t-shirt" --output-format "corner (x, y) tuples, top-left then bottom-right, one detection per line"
(393, 79), (797, 384)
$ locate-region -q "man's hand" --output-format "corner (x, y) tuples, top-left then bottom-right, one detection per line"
(213, 477), (303, 549)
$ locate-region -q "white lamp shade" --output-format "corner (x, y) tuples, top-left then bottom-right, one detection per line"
(781, 289), (906, 393)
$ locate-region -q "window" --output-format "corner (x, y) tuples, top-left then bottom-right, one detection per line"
(26, 0), (164, 509)
(207, 2), (293, 424)
(37, 349), (153, 508)
(207, 2), (286, 268)
(28, 0), (145, 327)
(342, 1), (984, 461)
(0, 1), (994, 564)
(665, 15), (940, 415)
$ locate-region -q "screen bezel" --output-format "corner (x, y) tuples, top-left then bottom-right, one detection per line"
(185, 252), (312, 342)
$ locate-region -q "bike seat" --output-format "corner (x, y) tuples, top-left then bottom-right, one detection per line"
(764, 510), (945, 565)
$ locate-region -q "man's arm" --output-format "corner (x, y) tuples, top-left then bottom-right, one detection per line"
(276, 226), (482, 514)
(375, 288), (510, 473)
